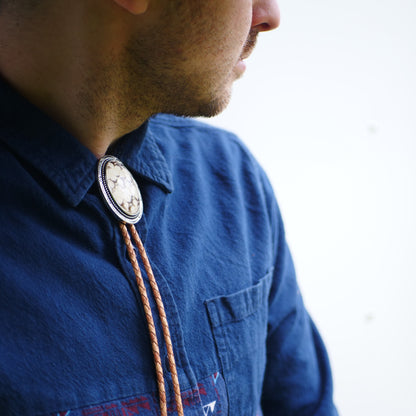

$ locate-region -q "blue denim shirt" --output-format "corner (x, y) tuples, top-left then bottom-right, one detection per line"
(0, 78), (337, 416)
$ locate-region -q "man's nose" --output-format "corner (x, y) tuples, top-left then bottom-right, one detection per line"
(252, 0), (280, 32)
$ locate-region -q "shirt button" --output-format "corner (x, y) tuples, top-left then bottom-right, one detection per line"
(165, 353), (181, 372)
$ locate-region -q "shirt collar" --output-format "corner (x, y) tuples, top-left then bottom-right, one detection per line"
(109, 121), (173, 195)
(0, 77), (173, 207)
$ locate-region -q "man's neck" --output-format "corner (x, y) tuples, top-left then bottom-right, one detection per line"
(0, 5), (150, 158)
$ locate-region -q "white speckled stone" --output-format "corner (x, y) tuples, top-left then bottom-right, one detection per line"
(105, 160), (141, 217)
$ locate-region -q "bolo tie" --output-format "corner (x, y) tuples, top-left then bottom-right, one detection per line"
(96, 155), (184, 416)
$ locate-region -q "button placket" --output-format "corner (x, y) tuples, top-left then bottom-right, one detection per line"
(96, 155), (184, 416)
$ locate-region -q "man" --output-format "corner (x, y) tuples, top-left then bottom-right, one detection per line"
(0, 1), (338, 415)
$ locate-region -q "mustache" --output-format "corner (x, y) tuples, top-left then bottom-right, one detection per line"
(240, 30), (259, 60)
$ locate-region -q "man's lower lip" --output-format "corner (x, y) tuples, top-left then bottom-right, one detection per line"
(236, 60), (247, 73)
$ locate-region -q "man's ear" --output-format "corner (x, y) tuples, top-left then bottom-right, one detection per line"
(112, 0), (149, 15)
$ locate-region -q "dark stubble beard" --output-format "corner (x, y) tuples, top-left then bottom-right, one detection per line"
(76, 26), (259, 134)
(122, 40), (234, 119)
(116, 25), (259, 121)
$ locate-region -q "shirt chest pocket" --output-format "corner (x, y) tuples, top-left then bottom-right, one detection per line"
(205, 270), (273, 416)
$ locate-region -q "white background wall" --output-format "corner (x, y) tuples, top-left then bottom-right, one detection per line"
(204, 0), (416, 414)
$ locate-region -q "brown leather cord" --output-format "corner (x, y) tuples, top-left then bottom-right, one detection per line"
(128, 224), (184, 416)
(120, 223), (184, 416)
(119, 223), (168, 416)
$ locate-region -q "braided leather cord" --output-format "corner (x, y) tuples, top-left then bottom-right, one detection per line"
(128, 224), (184, 416)
(119, 223), (168, 416)
(120, 223), (184, 416)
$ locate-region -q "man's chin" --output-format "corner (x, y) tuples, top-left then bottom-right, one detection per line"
(173, 88), (233, 119)
(196, 96), (231, 118)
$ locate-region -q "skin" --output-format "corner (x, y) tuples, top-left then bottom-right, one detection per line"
(0, 0), (280, 157)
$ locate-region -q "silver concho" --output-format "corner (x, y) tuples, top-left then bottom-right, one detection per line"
(97, 155), (143, 224)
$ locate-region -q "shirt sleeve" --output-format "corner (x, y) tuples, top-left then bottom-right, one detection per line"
(260, 175), (338, 415)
